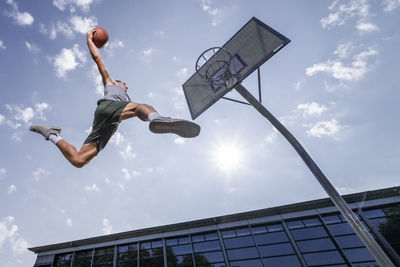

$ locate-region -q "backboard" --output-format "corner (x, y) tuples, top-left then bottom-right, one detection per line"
(182, 17), (290, 120)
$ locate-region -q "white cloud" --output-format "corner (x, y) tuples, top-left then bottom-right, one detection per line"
(3, 103), (51, 129)
(154, 30), (165, 36)
(102, 218), (112, 235)
(8, 185), (17, 195)
(175, 68), (188, 82)
(382, 0), (400, 11)
(90, 64), (103, 95)
(110, 132), (125, 146)
(5, 0), (34, 26)
(121, 168), (131, 180)
(56, 21), (75, 39)
(69, 15), (97, 34)
(306, 47), (378, 82)
(25, 41), (40, 53)
(174, 137), (185, 144)
(333, 42), (354, 59)
(172, 86), (186, 110)
(53, 44), (86, 78)
(120, 143), (136, 159)
(143, 48), (153, 57)
(84, 184), (100, 192)
(33, 168), (50, 182)
(201, 0), (223, 26)
(320, 0), (377, 33)
(297, 102), (327, 117)
(0, 40), (6, 49)
(306, 119), (343, 139)
(65, 218), (72, 227)
(356, 22), (378, 32)
(12, 131), (23, 143)
(53, 0), (94, 12)
(11, 235), (29, 254)
(35, 103), (51, 121)
(105, 40), (124, 57)
(53, 0), (68, 11)
(264, 132), (277, 144)
(6, 105), (34, 124)
(0, 168), (6, 179)
(0, 216), (30, 255)
(294, 79), (304, 91)
(132, 170), (141, 176)
(40, 15), (97, 40)
(139, 48), (155, 61)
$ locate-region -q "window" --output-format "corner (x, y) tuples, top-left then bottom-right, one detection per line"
(335, 234), (364, 249)
(303, 250), (345, 266)
(343, 247), (375, 263)
(327, 222), (355, 236)
(193, 232), (225, 267)
(253, 231), (288, 245)
(323, 212), (381, 264)
(227, 247), (259, 261)
(223, 227), (260, 263)
(35, 254), (56, 266)
(252, 222), (298, 264)
(367, 205), (400, 256)
(262, 255), (301, 266)
(53, 253), (71, 267)
(258, 242), (294, 257)
(92, 247), (114, 267)
(140, 240), (164, 266)
(74, 250), (93, 267)
(229, 259), (263, 267)
(167, 236), (193, 267)
(224, 236), (254, 249)
(290, 226), (328, 241)
(117, 243), (138, 267)
(296, 238), (336, 253)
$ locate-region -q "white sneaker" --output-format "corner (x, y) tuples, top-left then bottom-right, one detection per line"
(30, 125), (61, 140)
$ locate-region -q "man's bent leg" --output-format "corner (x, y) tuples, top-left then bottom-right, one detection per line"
(119, 102), (200, 138)
(119, 102), (156, 121)
(56, 140), (98, 168)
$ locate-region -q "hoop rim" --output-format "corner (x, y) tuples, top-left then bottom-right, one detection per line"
(195, 47), (233, 79)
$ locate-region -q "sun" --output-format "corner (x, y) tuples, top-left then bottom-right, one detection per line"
(212, 140), (245, 174)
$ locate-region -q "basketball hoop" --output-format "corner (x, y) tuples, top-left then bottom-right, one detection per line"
(195, 47), (240, 90)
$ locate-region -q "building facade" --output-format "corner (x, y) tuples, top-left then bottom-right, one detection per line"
(30, 187), (400, 267)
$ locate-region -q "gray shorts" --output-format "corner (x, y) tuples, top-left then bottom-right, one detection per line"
(84, 100), (129, 152)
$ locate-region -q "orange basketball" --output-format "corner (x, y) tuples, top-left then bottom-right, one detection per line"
(92, 27), (109, 48)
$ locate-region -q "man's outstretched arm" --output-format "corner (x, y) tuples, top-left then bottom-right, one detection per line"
(87, 28), (114, 87)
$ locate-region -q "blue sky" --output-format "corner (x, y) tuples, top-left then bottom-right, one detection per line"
(0, 0), (399, 266)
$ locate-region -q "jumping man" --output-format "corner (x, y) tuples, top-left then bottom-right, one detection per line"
(30, 28), (200, 168)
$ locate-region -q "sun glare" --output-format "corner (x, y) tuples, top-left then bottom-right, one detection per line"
(212, 140), (245, 174)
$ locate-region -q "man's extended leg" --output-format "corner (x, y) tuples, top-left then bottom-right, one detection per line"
(119, 102), (201, 138)
(30, 125), (98, 168)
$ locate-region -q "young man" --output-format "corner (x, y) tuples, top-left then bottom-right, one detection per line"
(30, 28), (200, 168)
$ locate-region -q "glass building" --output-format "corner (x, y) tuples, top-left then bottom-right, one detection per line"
(30, 187), (400, 267)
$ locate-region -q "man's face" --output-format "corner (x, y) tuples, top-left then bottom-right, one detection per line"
(117, 81), (128, 92)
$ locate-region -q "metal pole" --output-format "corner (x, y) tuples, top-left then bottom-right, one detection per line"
(257, 68), (262, 103)
(234, 83), (395, 267)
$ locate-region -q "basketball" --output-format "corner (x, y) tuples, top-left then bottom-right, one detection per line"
(92, 27), (109, 48)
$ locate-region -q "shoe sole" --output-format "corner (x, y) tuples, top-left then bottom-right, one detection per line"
(149, 120), (200, 138)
